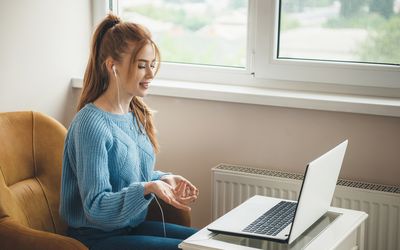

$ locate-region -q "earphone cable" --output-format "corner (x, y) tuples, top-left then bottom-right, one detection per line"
(152, 194), (167, 237)
(114, 66), (166, 237)
(136, 132), (166, 238)
(113, 67), (124, 114)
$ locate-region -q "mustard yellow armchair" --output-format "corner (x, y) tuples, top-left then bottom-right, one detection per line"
(0, 111), (190, 250)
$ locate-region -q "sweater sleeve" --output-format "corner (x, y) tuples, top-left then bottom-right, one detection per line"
(73, 115), (152, 228)
(151, 170), (170, 181)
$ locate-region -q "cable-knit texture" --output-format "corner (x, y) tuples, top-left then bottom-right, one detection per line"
(60, 103), (167, 231)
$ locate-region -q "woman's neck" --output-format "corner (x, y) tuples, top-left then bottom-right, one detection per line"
(94, 88), (131, 114)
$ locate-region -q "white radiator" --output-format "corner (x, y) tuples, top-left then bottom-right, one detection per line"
(212, 164), (400, 250)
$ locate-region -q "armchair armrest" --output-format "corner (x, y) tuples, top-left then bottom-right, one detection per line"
(146, 198), (191, 227)
(0, 217), (87, 250)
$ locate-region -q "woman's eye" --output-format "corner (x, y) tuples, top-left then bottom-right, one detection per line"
(138, 62), (156, 69)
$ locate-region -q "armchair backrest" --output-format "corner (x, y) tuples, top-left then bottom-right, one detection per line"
(0, 111), (67, 235)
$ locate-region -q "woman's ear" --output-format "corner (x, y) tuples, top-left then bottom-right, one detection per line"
(105, 57), (115, 75)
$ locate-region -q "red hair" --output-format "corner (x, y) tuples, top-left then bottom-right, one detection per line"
(78, 14), (160, 152)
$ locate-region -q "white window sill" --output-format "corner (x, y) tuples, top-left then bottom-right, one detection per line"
(71, 78), (400, 117)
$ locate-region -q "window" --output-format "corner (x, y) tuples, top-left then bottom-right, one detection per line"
(278, 0), (400, 66)
(118, 0), (248, 69)
(103, 0), (400, 95)
(254, 0), (400, 90)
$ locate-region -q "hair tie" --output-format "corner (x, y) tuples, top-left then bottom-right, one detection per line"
(96, 18), (120, 57)
(104, 19), (120, 31)
(99, 19), (120, 40)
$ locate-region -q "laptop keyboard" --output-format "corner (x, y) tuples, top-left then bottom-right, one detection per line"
(242, 201), (297, 236)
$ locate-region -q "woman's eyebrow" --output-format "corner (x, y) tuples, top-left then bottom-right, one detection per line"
(137, 59), (156, 62)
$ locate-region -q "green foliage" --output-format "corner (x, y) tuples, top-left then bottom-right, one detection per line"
(324, 12), (385, 29)
(126, 4), (211, 31)
(302, 0), (336, 8)
(280, 14), (300, 31)
(324, 1), (399, 65)
(326, 0), (397, 28)
(183, 16), (210, 32)
(124, 3), (246, 67)
(369, 0), (394, 19)
(158, 33), (245, 67)
(229, 0), (247, 9)
(358, 15), (400, 65)
(164, 0), (205, 3)
(282, 0), (336, 13)
(339, 0), (366, 18)
(338, 0), (394, 19)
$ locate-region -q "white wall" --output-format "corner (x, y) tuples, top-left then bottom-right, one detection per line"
(0, 0), (91, 124)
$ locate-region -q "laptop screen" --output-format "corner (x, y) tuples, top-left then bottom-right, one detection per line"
(288, 140), (348, 244)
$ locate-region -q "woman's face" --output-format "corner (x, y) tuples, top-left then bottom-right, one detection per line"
(115, 43), (156, 98)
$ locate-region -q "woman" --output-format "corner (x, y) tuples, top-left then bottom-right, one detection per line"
(60, 14), (199, 250)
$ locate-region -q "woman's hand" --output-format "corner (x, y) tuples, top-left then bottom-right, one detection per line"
(173, 181), (198, 205)
(144, 175), (199, 210)
(160, 175), (199, 203)
(144, 180), (192, 211)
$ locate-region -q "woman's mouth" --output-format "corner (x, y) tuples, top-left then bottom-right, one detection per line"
(140, 81), (149, 89)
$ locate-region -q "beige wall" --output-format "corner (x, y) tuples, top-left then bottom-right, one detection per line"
(144, 95), (400, 228)
(0, 0), (91, 124)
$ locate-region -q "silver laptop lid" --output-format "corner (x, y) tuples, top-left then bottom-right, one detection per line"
(288, 140), (348, 244)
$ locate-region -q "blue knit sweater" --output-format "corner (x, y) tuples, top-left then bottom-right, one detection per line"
(60, 103), (167, 231)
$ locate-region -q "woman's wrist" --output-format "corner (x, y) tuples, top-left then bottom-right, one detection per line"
(159, 174), (172, 180)
(144, 181), (155, 195)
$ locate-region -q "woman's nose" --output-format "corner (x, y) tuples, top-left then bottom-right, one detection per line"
(145, 66), (154, 79)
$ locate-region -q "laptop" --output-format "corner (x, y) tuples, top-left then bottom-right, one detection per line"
(207, 140), (348, 244)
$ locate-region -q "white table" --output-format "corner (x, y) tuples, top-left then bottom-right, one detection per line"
(180, 206), (367, 250)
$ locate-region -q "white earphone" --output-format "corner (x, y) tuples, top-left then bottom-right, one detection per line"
(112, 65), (117, 77)
(112, 65), (124, 114)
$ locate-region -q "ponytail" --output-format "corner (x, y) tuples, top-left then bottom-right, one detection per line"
(77, 14), (121, 111)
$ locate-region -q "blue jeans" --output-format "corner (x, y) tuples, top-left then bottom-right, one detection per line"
(67, 221), (198, 250)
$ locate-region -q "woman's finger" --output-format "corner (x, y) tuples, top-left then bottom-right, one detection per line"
(174, 182), (186, 197)
(158, 190), (171, 205)
(185, 181), (199, 196)
(177, 195), (197, 205)
(169, 197), (191, 211)
(184, 184), (198, 197)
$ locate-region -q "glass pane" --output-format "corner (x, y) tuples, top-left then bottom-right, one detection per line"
(278, 0), (400, 65)
(119, 0), (248, 68)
